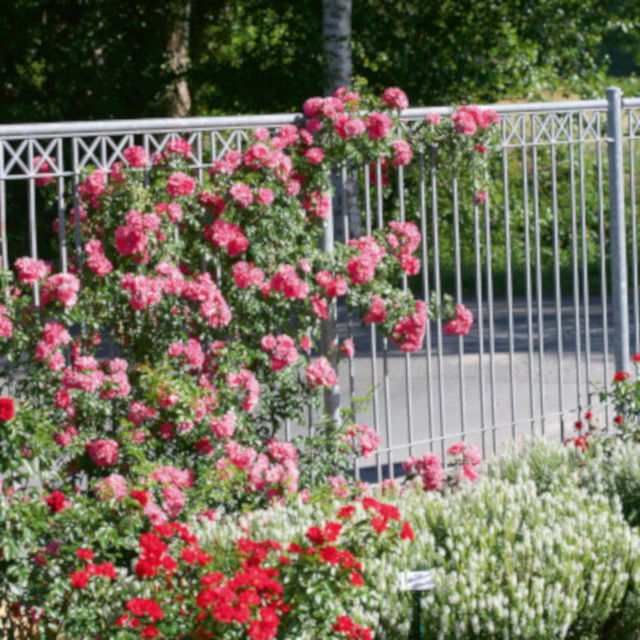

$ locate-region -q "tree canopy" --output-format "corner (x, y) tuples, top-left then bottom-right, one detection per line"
(0, 0), (637, 123)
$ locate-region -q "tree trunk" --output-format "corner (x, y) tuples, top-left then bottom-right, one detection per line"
(165, 1), (192, 117)
(322, 0), (352, 95)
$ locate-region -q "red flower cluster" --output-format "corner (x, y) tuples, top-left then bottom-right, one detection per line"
(0, 397), (14, 421)
(69, 550), (117, 590)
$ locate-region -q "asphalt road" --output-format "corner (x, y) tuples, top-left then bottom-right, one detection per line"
(314, 295), (627, 480)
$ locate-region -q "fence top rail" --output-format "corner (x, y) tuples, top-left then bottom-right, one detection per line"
(0, 95), (630, 140)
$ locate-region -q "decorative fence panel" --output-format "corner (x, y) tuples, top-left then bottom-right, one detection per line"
(1, 90), (638, 480)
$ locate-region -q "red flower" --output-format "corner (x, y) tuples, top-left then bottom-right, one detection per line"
(130, 489), (149, 506)
(76, 548), (95, 561)
(400, 521), (415, 541)
(371, 516), (388, 533)
(614, 371), (631, 382)
(614, 415), (625, 424)
(632, 353), (640, 363)
(70, 570), (90, 589)
(337, 505), (356, 519)
(141, 625), (160, 639)
(0, 397), (15, 421)
(45, 490), (69, 513)
(350, 571), (364, 587)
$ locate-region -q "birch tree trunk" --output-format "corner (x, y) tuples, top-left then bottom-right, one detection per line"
(165, 1), (192, 117)
(322, 0), (352, 95)
(321, 0), (354, 426)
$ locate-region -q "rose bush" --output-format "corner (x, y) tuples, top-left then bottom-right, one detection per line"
(0, 86), (499, 636)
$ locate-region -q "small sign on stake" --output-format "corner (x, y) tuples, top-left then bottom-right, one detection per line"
(399, 570), (435, 640)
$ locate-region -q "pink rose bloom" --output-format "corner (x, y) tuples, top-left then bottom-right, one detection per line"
(263, 334), (298, 371)
(464, 444), (482, 466)
(166, 171), (196, 197)
(33, 156), (54, 187)
(232, 261), (264, 288)
(123, 145), (149, 168)
(229, 182), (254, 208)
(204, 219), (249, 258)
(364, 294), (387, 323)
(85, 440), (119, 467)
(165, 138), (192, 157)
(392, 300), (428, 352)
(303, 191), (331, 220)
(270, 264), (309, 299)
(339, 338), (355, 358)
(210, 411), (237, 439)
(253, 127), (270, 141)
(78, 169), (107, 207)
(452, 108), (477, 136)
(426, 112), (442, 125)
(365, 112), (393, 140)
(333, 114), (366, 139)
(267, 439), (298, 463)
(95, 473), (128, 501)
(310, 294), (328, 320)
(382, 87), (409, 110)
(257, 187), (275, 206)
(392, 139), (413, 167)
(84, 239), (113, 277)
(447, 441), (466, 456)
(346, 254), (376, 285)
(306, 357), (337, 389)
(224, 440), (257, 470)
(14, 257), (50, 286)
(475, 190), (488, 204)
(304, 147), (325, 164)
(443, 303), (474, 336)
(303, 97), (324, 117)
(43, 273), (81, 308)
(162, 485), (186, 518)
(462, 463), (480, 482)
(198, 192), (227, 218)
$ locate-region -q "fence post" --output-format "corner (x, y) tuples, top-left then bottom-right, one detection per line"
(607, 86), (630, 373)
(320, 182), (341, 424)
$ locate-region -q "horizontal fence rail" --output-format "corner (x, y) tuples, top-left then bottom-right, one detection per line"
(1, 90), (638, 481)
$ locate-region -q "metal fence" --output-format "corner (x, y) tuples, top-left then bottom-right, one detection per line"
(1, 88), (638, 479)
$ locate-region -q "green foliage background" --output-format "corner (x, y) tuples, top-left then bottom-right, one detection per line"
(1, 0), (639, 123)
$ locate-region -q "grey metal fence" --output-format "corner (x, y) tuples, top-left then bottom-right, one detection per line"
(1, 88), (638, 479)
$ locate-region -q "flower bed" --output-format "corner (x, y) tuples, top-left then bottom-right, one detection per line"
(11, 83), (640, 638)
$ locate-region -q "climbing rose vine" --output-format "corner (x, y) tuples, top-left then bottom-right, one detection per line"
(0, 86), (498, 636)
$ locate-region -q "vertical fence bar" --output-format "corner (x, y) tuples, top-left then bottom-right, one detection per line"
(472, 170), (487, 455)
(629, 118), (640, 354)
(27, 143), (40, 306)
(56, 140), (68, 273)
(532, 140), (546, 435)
(568, 118), (583, 415)
(451, 168), (466, 436)
(483, 165), (498, 452)
(521, 136), (536, 436)
(364, 162), (383, 481)
(578, 116), (592, 407)
(377, 159), (394, 476)
(398, 165), (415, 456)
(550, 134), (566, 438)
(321, 171), (341, 426)
(501, 137), (517, 440)
(431, 151), (446, 460)
(419, 157), (435, 446)
(607, 86), (630, 373)
(597, 134), (611, 426)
